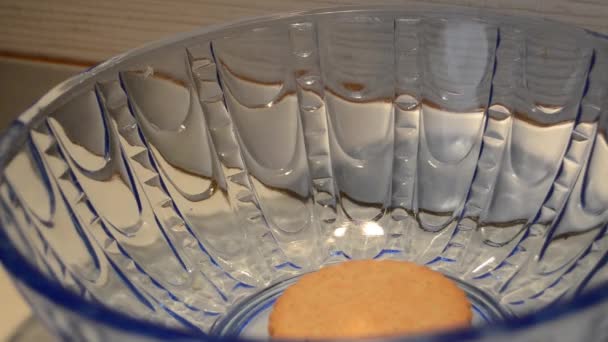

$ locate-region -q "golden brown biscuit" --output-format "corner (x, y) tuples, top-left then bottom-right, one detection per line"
(268, 260), (472, 339)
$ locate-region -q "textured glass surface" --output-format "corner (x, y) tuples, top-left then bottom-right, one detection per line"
(2, 7), (608, 342)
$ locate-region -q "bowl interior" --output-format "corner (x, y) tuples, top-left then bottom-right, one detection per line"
(2, 7), (608, 340)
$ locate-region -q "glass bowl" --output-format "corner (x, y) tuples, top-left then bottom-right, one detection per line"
(2, 5), (608, 342)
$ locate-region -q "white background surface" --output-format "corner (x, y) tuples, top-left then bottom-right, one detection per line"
(0, 57), (82, 340)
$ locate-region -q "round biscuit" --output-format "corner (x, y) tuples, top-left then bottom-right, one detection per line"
(268, 260), (472, 339)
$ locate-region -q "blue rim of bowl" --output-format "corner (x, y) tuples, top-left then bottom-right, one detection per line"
(1, 5), (608, 341)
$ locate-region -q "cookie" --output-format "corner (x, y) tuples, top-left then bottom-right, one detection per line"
(268, 260), (472, 339)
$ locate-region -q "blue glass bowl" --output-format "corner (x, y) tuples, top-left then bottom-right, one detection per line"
(2, 6), (608, 341)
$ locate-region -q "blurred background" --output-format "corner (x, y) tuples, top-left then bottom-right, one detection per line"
(1, 0), (607, 340)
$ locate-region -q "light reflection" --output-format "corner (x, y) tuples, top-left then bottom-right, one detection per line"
(333, 226), (347, 237)
(332, 222), (385, 238)
(362, 221), (384, 237)
(472, 256), (496, 274)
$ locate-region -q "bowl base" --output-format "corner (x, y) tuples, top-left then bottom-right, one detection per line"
(211, 273), (512, 338)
